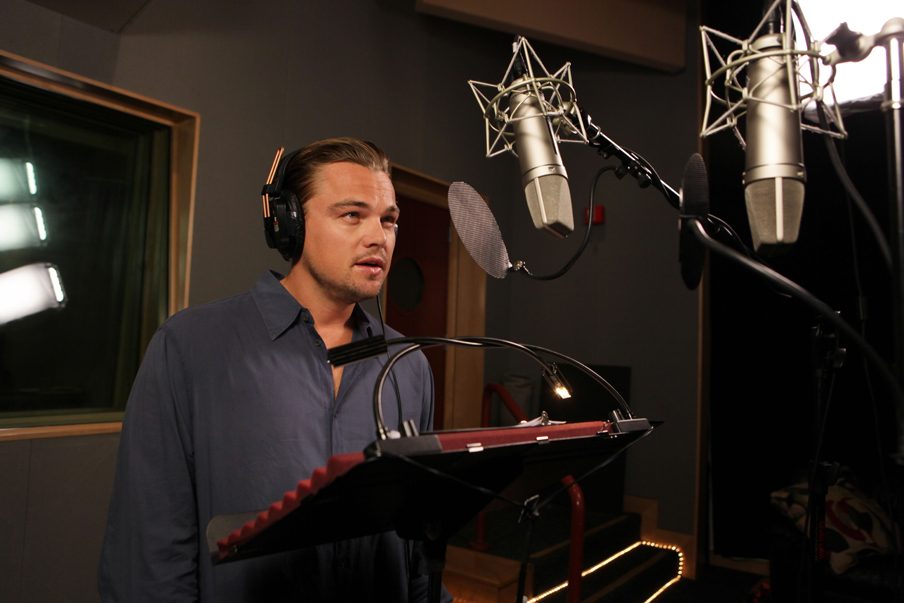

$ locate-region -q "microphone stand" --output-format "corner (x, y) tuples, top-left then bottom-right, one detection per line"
(880, 20), (904, 462)
(804, 320), (844, 603)
(833, 16), (904, 461)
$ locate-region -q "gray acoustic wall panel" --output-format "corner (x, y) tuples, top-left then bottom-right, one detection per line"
(0, 439), (31, 602)
(19, 434), (119, 603)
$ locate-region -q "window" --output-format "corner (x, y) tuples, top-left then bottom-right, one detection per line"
(0, 52), (197, 429)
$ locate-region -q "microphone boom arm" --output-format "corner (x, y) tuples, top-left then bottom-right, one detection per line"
(580, 109), (681, 210)
(688, 218), (904, 462)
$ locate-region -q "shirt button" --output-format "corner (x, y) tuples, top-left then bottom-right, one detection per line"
(302, 313), (309, 322)
(315, 339), (321, 347)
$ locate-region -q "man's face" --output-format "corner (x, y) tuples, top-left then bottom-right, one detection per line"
(296, 161), (398, 306)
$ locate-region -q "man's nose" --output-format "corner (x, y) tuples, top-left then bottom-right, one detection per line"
(363, 218), (388, 247)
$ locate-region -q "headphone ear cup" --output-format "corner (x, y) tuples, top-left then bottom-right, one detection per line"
(262, 147), (306, 261)
(286, 191), (304, 260)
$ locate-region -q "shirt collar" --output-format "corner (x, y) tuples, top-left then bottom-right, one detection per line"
(251, 270), (376, 341)
(251, 271), (303, 340)
(351, 303), (375, 339)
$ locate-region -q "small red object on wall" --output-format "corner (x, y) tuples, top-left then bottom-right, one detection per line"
(584, 205), (605, 225)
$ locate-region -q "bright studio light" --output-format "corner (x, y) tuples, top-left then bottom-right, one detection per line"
(0, 203), (48, 251)
(25, 162), (36, 195)
(0, 263), (66, 325)
(542, 364), (573, 400)
(0, 159), (36, 201)
(799, 0), (901, 104)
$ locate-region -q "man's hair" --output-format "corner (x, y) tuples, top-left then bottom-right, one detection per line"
(285, 137), (390, 208)
(284, 138), (391, 264)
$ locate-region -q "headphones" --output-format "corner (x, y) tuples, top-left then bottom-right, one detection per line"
(261, 146), (399, 261)
(262, 147), (305, 261)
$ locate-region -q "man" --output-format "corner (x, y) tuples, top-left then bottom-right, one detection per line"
(99, 138), (450, 601)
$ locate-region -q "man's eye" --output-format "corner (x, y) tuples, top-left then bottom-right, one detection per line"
(343, 212), (359, 219)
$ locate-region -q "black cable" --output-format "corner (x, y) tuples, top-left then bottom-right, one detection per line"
(816, 102), (893, 271)
(706, 215), (766, 264)
(517, 165), (616, 281)
(375, 292), (405, 432)
(791, 0), (892, 268)
(375, 338), (634, 438)
(373, 336), (634, 437)
(705, 214), (794, 299)
(689, 219), (904, 439)
(455, 336), (556, 368)
(375, 337), (555, 439)
(518, 343), (632, 418)
(386, 336), (549, 369)
(797, 370), (838, 603)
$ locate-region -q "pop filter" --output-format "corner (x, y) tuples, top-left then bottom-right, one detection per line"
(679, 154), (709, 290)
(447, 182), (512, 279)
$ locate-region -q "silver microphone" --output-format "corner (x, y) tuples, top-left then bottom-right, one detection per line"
(507, 69), (574, 238)
(743, 13), (806, 256)
(509, 87), (574, 238)
(469, 37), (587, 239)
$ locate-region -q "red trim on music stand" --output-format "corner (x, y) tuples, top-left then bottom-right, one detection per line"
(436, 421), (611, 452)
(217, 451), (365, 558)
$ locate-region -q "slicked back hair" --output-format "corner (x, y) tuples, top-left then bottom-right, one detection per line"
(284, 137), (391, 264)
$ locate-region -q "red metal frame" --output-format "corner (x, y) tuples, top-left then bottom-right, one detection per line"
(472, 383), (585, 602)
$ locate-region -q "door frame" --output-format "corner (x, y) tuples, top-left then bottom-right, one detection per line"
(391, 164), (487, 429)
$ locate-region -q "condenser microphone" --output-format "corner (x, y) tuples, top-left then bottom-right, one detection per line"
(743, 5), (806, 257)
(508, 59), (575, 238)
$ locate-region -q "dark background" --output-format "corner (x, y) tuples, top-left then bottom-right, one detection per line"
(702, 0), (899, 558)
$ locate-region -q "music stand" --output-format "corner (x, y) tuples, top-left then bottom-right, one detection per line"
(207, 419), (655, 603)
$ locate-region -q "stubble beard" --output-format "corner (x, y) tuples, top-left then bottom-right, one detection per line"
(302, 253), (383, 305)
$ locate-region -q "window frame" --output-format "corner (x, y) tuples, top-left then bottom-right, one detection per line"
(0, 49), (199, 440)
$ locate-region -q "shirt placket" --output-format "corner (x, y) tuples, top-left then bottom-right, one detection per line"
(301, 310), (336, 454)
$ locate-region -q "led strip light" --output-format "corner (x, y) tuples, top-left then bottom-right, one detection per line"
(527, 541), (684, 603)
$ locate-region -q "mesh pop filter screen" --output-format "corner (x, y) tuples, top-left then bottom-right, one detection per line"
(448, 182), (511, 279)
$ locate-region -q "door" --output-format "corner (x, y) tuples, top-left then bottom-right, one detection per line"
(385, 196), (450, 429)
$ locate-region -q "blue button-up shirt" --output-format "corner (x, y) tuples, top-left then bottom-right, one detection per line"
(99, 271), (442, 602)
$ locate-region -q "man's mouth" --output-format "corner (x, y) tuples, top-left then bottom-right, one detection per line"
(355, 258), (385, 274)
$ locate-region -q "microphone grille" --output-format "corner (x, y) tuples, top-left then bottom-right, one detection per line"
(744, 178), (805, 256)
(525, 174), (574, 238)
(448, 182), (512, 279)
